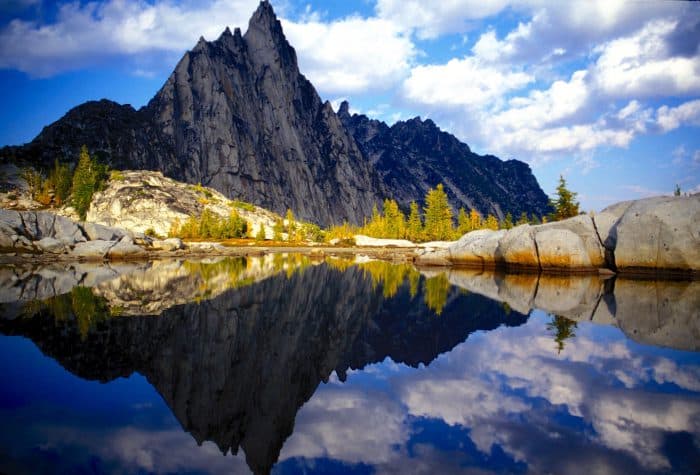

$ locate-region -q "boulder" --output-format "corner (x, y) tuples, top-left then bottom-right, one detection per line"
(53, 215), (87, 245)
(0, 209), (23, 235)
(495, 224), (538, 268)
(72, 240), (115, 260)
(34, 237), (68, 254)
(82, 222), (128, 241)
(107, 236), (147, 259)
(151, 238), (185, 251)
(188, 242), (228, 253)
(535, 228), (592, 270)
(608, 195), (700, 272)
(534, 215), (605, 268)
(414, 248), (451, 266)
(448, 229), (506, 266)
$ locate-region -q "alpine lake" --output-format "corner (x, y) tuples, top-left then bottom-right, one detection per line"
(0, 254), (698, 475)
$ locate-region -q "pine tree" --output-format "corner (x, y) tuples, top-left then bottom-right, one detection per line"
(406, 201), (423, 242)
(50, 159), (72, 205)
(516, 212), (529, 226)
(273, 219), (284, 241)
(457, 207), (470, 235)
(423, 184), (453, 240)
(383, 199), (406, 239)
(484, 214), (499, 230)
(71, 146), (98, 219)
(552, 175), (580, 221)
(501, 212), (514, 230)
(469, 208), (482, 231)
(255, 225), (267, 241)
(285, 208), (296, 241)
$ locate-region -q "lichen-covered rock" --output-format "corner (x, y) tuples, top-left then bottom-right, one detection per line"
(449, 229), (506, 266)
(35, 237), (68, 254)
(107, 236), (147, 259)
(536, 214), (605, 268)
(87, 170), (282, 238)
(535, 228), (592, 269)
(606, 194), (700, 272)
(414, 248), (451, 266)
(82, 222), (128, 241)
(495, 224), (538, 268)
(72, 240), (115, 259)
(151, 238), (185, 251)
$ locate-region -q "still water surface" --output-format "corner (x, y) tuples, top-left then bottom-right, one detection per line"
(0, 255), (699, 474)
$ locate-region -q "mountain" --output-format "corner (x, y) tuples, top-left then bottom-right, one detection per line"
(338, 101), (551, 218)
(0, 1), (550, 225)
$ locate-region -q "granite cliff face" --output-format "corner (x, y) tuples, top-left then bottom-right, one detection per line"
(338, 101), (551, 219)
(1, 1), (550, 225)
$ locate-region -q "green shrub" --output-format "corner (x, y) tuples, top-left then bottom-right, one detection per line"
(109, 170), (125, 181)
(231, 200), (255, 212)
(169, 209), (248, 239)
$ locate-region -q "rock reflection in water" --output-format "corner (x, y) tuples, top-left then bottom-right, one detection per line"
(446, 268), (700, 351)
(0, 257), (698, 475)
(0, 256), (527, 474)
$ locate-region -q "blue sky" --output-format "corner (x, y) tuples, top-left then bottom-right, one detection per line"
(1, 0), (699, 211)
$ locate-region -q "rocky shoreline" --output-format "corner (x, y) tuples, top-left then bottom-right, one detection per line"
(1, 194), (698, 277)
(417, 194), (699, 277)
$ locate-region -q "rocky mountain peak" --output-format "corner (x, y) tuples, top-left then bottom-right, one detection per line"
(337, 100), (351, 120)
(244, 1), (297, 70)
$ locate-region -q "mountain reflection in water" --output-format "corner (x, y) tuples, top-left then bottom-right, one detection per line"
(0, 255), (698, 475)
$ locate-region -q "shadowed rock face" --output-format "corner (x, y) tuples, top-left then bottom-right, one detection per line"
(0, 260), (527, 475)
(338, 102), (551, 219)
(0, 2), (550, 227)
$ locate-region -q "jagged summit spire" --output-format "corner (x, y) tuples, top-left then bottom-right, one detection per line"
(247, 0), (280, 34)
(338, 100), (351, 119)
(244, 0), (298, 71)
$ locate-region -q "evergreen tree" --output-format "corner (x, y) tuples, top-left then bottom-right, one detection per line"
(552, 175), (580, 221)
(501, 212), (514, 230)
(423, 184), (453, 240)
(285, 208), (296, 240)
(383, 199), (406, 238)
(469, 209), (482, 231)
(484, 214), (499, 230)
(71, 146), (105, 219)
(516, 212), (529, 226)
(272, 219), (284, 241)
(255, 225), (267, 241)
(50, 159), (73, 205)
(457, 207), (470, 235)
(406, 201), (423, 242)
